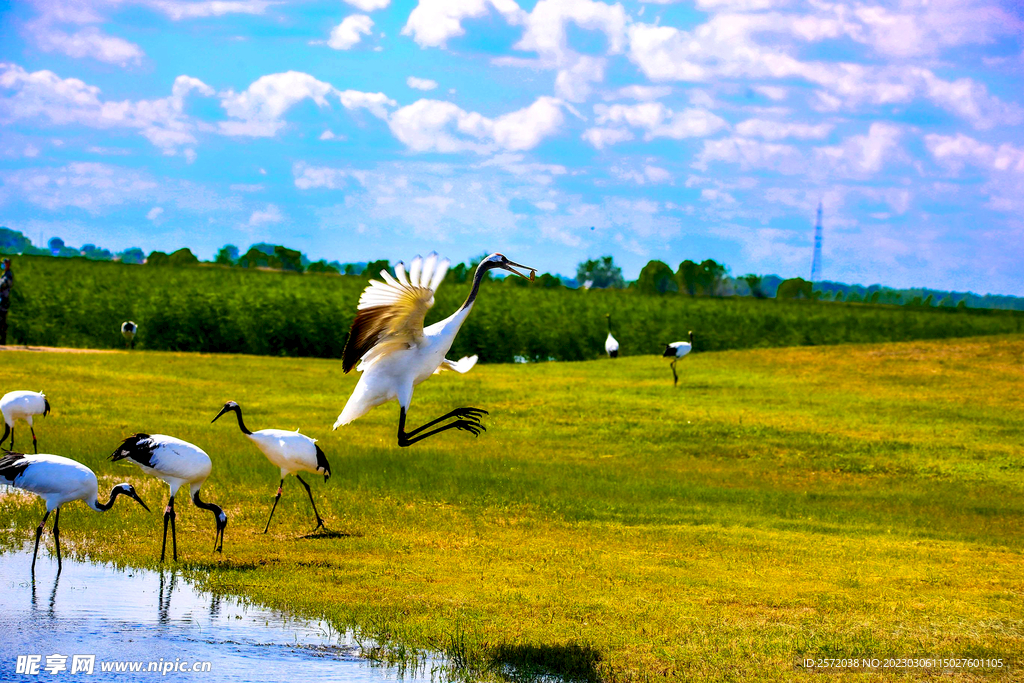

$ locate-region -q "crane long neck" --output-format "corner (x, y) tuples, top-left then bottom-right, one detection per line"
(607, 316), (612, 333)
(459, 261), (493, 313)
(231, 407), (252, 435)
(94, 487), (125, 512)
(193, 490), (224, 519)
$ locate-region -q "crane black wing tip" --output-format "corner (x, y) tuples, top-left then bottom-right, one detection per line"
(110, 433), (154, 463)
(0, 451), (29, 483)
(343, 305), (389, 374)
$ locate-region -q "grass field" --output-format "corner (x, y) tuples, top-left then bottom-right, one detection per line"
(1, 336), (1022, 681)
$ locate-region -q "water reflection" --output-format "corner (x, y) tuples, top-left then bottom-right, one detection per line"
(1, 549), (438, 682)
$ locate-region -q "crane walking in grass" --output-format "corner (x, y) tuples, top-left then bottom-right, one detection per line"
(111, 434), (227, 562)
(335, 253), (535, 447)
(604, 314), (619, 358)
(212, 401), (331, 533)
(0, 451), (149, 574)
(121, 321), (138, 349)
(1, 390), (50, 454)
(664, 332), (695, 386)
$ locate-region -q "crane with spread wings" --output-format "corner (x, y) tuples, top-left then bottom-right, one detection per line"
(334, 253), (534, 447)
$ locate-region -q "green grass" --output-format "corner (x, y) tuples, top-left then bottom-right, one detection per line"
(1, 336), (1022, 681)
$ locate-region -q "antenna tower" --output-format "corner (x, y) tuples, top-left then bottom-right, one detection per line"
(810, 201), (823, 283)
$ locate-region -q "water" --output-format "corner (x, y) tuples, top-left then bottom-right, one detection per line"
(0, 549), (440, 682)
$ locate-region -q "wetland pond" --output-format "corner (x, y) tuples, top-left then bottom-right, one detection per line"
(0, 548), (440, 682)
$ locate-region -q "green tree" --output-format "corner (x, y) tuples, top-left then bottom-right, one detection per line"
(215, 245), (239, 266)
(776, 277), (813, 300)
(698, 259), (727, 296)
(146, 251), (170, 266)
(577, 255), (624, 289)
(364, 259), (389, 279)
(274, 246), (304, 272)
(118, 248), (145, 265)
(238, 247), (281, 269)
(742, 274), (765, 299)
(676, 260), (700, 296)
(168, 248), (199, 267)
(635, 260), (677, 294)
(307, 260), (340, 274)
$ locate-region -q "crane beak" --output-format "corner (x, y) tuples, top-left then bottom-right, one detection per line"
(132, 492), (151, 512)
(504, 260), (536, 281)
(211, 406), (230, 423)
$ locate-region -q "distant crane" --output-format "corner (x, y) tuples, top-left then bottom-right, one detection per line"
(121, 321), (138, 349)
(663, 332), (695, 386)
(212, 401), (331, 533)
(810, 201), (823, 283)
(334, 252), (535, 447)
(604, 314), (619, 358)
(1, 390), (50, 454)
(0, 451), (149, 574)
(111, 434), (227, 562)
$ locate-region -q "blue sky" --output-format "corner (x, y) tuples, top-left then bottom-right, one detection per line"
(1, 0), (1022, 294)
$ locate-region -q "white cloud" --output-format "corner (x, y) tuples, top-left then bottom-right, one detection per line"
(593, 102), (727, 141)
(343, 0), (390, 11)
(248, 203), (284, 226)
(581, 126), (634, 149)
(814, 123), (902, 176)
(693, 137), (804, 174)
(925, 134), (1024, 174)
(31, 25), (144, 66)
(407, 76), (438, 91)
(735, 118), (833, 141)
(325, 15), (374, 50)
(320, 129), (346, 141)
(149, 1), (276, 20)
(515, 0), (628, 59)
(388, 97), (564, 154)
(146, 206), (164, 220)
(605, 84), (672, 101)
(218, 71), (394, 136)
(0, 63), (212, 155)
(751, 85), (787, 101)
(402, 0), (526, 48)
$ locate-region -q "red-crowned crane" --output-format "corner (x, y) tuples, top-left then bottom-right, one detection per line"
(212, 401), (330, 533)
(121, 321), (138, 349)
(0, 451), (149, 574)
(111, 434), (226, 562)
(334, 253), (534, 447)
(663, 331), (695, 386)
(604, 314), (619, 358)
(1, 390), (50, 454)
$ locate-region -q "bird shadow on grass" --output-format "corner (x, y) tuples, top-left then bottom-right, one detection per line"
(487, 642), (601, 683)
(299, 529), (360, 540)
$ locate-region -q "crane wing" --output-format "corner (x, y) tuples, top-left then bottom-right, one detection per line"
(343, 253), (450, 373)
(433, 354), (478, 374)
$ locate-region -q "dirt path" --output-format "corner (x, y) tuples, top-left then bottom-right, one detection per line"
(0, 345), (118, 354)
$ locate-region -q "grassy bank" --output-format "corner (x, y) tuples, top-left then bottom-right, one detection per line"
(6, 255), (1023, 361)
(1, 336), (1022, 680)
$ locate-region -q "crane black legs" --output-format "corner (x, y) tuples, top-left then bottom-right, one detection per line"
(295, 475), (325, 532)
(397, 406), (487, 447)
(264, 479), (284, 534)
(671, 359), (678, 386)
(161, 497), (177, 563)
(2, 428), (39, 454)
(31, 509), (61, 575)
(264, 476), (325, 533)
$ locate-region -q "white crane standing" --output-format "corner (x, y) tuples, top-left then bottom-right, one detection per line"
(604, 314), (619, 358)
(121, 321), (138, 349)
(111, 434), (227, 562)
(212, 401), (331, 533)
(0, 451), (149, 574)
(663, 331), (695, 386)
(334, 252), (534, 447)
(1, 390), (50, 454)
